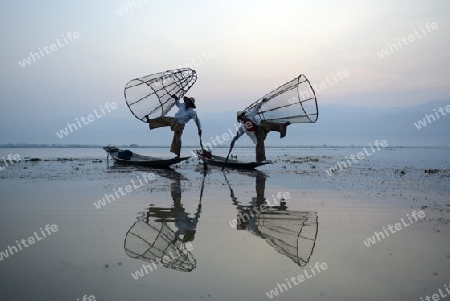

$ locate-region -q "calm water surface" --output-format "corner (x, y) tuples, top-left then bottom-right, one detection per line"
(0, 147), (449, 301)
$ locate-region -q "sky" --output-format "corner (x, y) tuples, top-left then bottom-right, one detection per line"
(0, 0), (449, 145)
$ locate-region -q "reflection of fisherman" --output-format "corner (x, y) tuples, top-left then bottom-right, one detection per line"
(124, 170), (200, 273)
(225, 171), (318, 268)
(229, 98), (290, 163)
(238, 171), (267, 230)
(175, 206), (201, 243)
(235, 171), (286, 231)
(147, 95), (202, 157)
(161, 172), (202, 243)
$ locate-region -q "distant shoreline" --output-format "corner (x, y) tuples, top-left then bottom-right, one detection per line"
(0, 144), (448, 149)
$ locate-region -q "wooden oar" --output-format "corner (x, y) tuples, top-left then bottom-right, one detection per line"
(198, 135), (207, 172)
(222, 145), (234, 171)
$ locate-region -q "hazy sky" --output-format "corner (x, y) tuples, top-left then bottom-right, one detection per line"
(0, 0), (449, 143)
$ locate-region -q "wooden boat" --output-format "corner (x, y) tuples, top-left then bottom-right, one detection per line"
(103, 146), (189, 168)
(193, 149), (270, 170)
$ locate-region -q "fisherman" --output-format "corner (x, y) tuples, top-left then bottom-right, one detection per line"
(146, 95), (201, 158)
(229, 98), (290, 163)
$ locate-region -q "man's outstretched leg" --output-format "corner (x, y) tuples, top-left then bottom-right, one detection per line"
(147, 116), (175, 130)
(260, 120), (290, 138)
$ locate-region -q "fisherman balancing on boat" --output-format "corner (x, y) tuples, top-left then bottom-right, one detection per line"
(229, 98), (290, 163)
(146, 95), (201, 158)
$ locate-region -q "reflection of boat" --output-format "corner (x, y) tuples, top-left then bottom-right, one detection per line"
(104, 146), (190, 168)
(224, 171), (319, 267)
(193, 149), (270, 170)
(106, 164), (189, 182)
(124, 170), (206, 272)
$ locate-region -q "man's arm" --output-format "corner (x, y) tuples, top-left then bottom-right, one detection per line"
(172, 94), (180, 107)
(224, 126), (244, 166)
(247, 99), (265, 119)
(230, 126), (245, 148)
(255, 100), (264, 111)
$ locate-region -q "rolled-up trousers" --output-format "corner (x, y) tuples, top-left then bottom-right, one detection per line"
(255, 121), (286, 162)
(148, 116), (185, 156)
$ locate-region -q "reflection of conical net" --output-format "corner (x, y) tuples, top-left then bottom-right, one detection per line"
(249, 210), (318, 267)
(124, 220), (196, 272)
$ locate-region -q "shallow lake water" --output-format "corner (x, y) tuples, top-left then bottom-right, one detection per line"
(0, 147), (449, 301)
